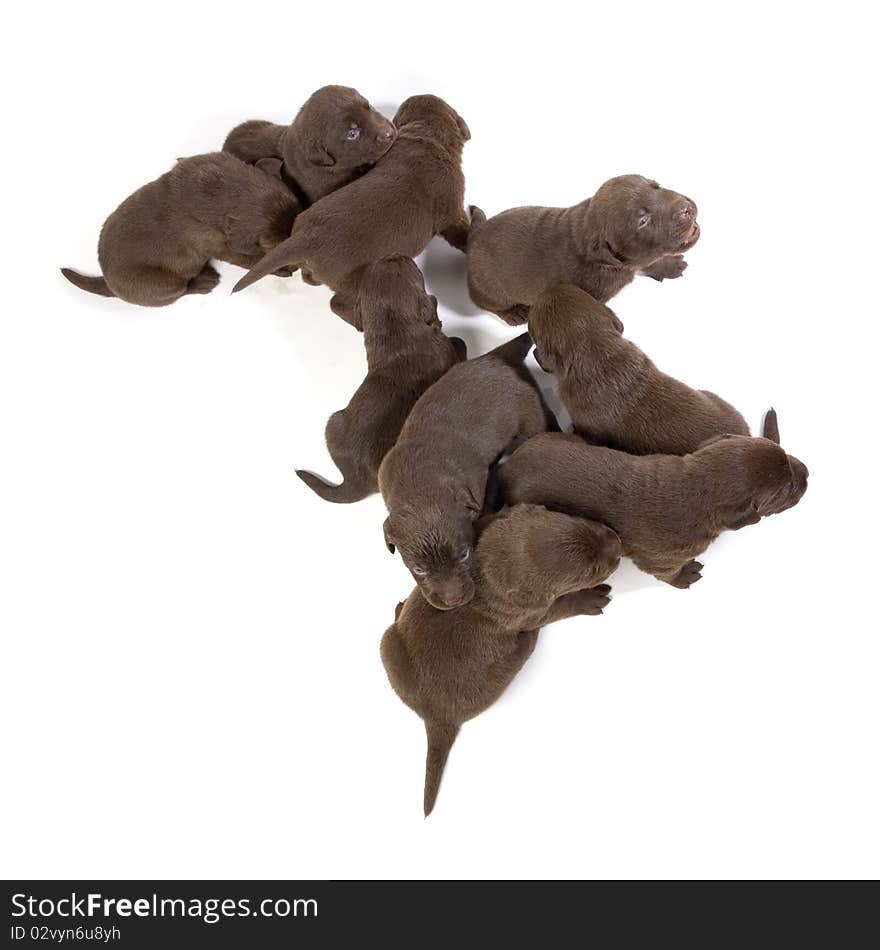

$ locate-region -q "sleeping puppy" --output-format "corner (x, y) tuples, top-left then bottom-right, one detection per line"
(378, 333), (555, 610)
(60, 152), (299, 306)
(381, 503), (621, 815)
(499, 425), (808, 588)
(296, 257), (466, 503)
(230, 95), (472, 323)
(467, 174), (700, 325)
(223, 85), (396, 204)
(530, 284), (749, 455)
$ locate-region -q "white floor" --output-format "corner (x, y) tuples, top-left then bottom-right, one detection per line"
(2, 0), (877, 879)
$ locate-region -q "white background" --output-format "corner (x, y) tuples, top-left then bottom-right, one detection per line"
(2, 1), (877, 879)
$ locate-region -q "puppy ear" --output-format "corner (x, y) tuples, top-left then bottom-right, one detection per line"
(456, 114), (471, 142)
(726, 502), (761, 531)
(306, 139), (335, 167)
(421, 293), (440, 326)
(383, 517), (396, 554)
(533, 346), (555, 373)
(254, 156), (284, 180)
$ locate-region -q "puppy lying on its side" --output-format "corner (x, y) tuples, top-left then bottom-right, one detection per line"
(381, 503), (621, 815)
(499, 425), (808, 588)
(231, 95), (472, 324)
(378, 333), (556, 610)
(61, 152), (299, 306)
(467, 174), (700, 325)
(296, 257), (466, 503)
(529, 285), (749, 455)
(223, 85), (396, 204)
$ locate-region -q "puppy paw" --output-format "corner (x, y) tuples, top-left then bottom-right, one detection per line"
(573, 584), (612, 615)
(669, 559), (703, 589)
(187, 265), (221, 294)
(642, 254), (687, 281)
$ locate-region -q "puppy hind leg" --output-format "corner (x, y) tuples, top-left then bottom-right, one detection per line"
(185, 263), (221, 295)
(536, 585), (613, 625)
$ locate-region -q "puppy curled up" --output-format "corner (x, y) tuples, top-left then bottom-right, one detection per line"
(467, 174), (700, 325)
(499, 422), (808, 589)
(529, 284), (750, 455)
(296, 257), (467, 504)
(61, 152), (299, 307)
(378, 332), (556, 611)
(381, 503), (621, 815)
(223, 85), (397, 204)
(230, 95), (473, 325)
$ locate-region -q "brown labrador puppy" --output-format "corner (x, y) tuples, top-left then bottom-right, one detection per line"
(381, 503), (621, 815)
(378, 333), (556, 610)
(60, 152), (299, 306)
(499, 427), (808, 588)
(230, 95), (472, 324)
(467, 174), (700, 325)
(296, 257), (467, 503)
(529, 284), (750, 454)
(223, 85), (396, 205)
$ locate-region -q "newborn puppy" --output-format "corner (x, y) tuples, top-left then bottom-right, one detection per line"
(296, 257), (466, 503)
(381, 503), (621, 815)
(61, 152), (299, 306)
(467, 174), (700, 325)
(231, 94), (472, 321)
(223, 85), (396, 205)
(499, 426), (808, 588)
(378, 333), (555, 610)
(530, 285), (749, 454)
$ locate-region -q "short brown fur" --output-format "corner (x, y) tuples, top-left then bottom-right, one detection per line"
(529, 285), (749, 454)
(61, 152), (299, 306)
(296, 257), (466, 503)
(378, 333), (555, 610)
(381, 503), (621, 815)
(467, 174), (700, 325)
(231, 95), (472, 323)
(223, 85), (396, 204)
(499, 430), (808, 588)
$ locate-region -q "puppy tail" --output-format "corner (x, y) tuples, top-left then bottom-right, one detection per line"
(423, 720), (460, 817)
(466, 205), (486, 246)
(295, 468), (374, 504)
(489, 331), (533, 366)
(60, 267), (115, 298)
(761, 407), (780, 444)
(231, 235), (304, 294)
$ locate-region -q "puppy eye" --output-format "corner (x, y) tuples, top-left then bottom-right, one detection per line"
(458, 547), (470, 563)
(412, 566), (427, 576)
(638, 214), (650, 228)
(347, 128), (361, 140)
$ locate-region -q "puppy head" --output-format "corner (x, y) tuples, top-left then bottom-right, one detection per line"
(355, 257), (438, 330)
(588, 174), (700, 267)
(478, 504), (622, 604)
(393, 94), (471, 148)
(529, 284), (623, 374)
(699, 434), (809, 528)
(293, 85), (396, 170)
(384, 504), (477, 610)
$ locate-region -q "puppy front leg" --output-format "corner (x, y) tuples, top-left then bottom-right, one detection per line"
(440, 212), (471, 252)
(640, 254), (687, 281)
